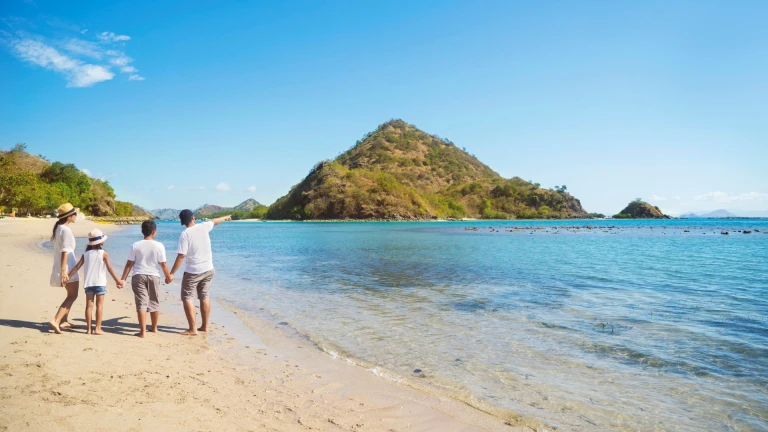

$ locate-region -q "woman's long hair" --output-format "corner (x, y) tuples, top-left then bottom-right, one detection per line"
(85, 244), (103, 252)
(51, 218), (67, 241)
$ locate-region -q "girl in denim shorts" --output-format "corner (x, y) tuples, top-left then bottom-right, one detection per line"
(68, 229), (123, 335)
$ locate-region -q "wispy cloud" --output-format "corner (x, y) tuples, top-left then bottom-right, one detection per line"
(63, 38), (102, 59)
(11, 39), (114, 87)
(97, 31), (130, 43)
(247, 185), (257, 193)
(167, 185), (175, 190)
(216, 182), (231, 192)
(694, 191), (768, 202)
(81, 168), (91, 176)
(3, 18), (145, 87)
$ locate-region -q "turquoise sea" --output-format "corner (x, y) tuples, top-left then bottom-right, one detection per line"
(95, 219), (767, 431)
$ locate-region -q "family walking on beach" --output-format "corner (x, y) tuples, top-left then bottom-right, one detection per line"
(48, 203), (231, 337)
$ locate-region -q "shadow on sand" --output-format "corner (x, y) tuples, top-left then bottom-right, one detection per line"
(0, 317), (187, 335)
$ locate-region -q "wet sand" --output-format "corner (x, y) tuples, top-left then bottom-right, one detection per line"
(0, 218), (537, 431)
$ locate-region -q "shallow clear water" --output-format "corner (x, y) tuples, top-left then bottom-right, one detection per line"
(95, 219), (767, 431)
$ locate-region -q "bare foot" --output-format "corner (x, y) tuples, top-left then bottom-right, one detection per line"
(48, 321), (62, 334)
(135, 332), (145, 338)
(93, 329), (105, 335)
(150, 327), (158, 333)
(59, 321), (74, 330)
(180, 330), (197, 336)
(85, 330), (92, 335)
(197, 326), (208, 332)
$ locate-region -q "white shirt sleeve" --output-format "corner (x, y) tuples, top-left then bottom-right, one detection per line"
(177, 232), (189, 255)
(205, 221), (214, 232)
(61, 227), (76, 253)
(158, 243), (167, 263)
(127, 243), (136, 261)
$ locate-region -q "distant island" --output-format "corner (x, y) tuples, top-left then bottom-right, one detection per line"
(267, 120), (591, 220)
(680, 209), (737, 219)
(152, 199), (268, 221)
(614, 199), (670, 219)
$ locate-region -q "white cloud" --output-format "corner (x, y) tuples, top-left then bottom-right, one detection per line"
(120, 66), (136, 73)
(246, 185), (257, 193)
(216, 182), (231, 192)
(128, 74), (145, 81)
(694, 191), (768, 202)
(81, 168), (91, 175)
(649, 194), (666, 201)
(63, 38), (102, 59)
(167, 185), (174, 190)
(11, 39), (114, 87)
(672, 196), (681, 200)
(97, 31), (130, 43)
(110, 54), (132, 67)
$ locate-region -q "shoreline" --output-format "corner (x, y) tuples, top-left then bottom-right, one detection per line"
(0, 217), (537, 431)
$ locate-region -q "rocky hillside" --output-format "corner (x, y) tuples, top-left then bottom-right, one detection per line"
(267, 120), (587, 220)
(614, 199), (669, 219)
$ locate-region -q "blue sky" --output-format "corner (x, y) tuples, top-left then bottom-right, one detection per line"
(2, 0), (767, 215)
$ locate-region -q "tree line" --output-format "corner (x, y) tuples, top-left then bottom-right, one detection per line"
(0, 144), (118, 216)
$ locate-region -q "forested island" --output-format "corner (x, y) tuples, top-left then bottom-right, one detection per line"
(267, 120), (590, 220)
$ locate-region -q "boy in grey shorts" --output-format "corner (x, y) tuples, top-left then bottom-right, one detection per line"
(119, 220), (173, 338)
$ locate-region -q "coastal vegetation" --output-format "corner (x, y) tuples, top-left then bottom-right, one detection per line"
(268, 120), (588, 220)
(613, 199), (669, 219)
(0, 144), (142, 217)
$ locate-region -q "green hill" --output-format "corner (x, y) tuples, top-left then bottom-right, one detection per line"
(267, 120), (587, 220)
(0, 143), (140, 217)
(613, 199), (669, 219)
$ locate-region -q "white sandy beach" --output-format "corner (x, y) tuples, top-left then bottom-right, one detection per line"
(0, 217), (537, 432)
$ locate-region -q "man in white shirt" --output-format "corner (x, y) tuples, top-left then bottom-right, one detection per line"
(119, 220), (173, 338)
(169, 209), (231, 336)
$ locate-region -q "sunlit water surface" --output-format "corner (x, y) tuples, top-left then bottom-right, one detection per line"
(81, 219), (767, 431)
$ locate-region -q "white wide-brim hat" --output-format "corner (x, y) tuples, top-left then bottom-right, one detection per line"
(87, 229), (108, 246)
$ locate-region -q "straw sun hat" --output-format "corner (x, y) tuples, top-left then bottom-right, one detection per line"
(56, 203), (79, 219)
(87, 229), (108, 246)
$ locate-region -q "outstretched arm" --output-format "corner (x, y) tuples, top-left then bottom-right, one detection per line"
(169, 254), (185, 276)
(212, 215), (232, 226)
(66, 256), (84, 284)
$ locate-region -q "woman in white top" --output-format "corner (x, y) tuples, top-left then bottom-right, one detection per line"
(48, 203), (80, 334)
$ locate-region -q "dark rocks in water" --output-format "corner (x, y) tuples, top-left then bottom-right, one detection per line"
(744, 230), (752, 234)
(721, 231), (729, 235)
(756, 229), (760, 232)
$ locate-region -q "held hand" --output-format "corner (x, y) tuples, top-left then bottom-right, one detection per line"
(224, 215), (232, 222)
(165, 275), (174, 284)
(60, 273), (69, 287)
(117, 280), (125, 289)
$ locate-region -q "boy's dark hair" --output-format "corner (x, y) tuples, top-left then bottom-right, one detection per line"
(86, 244), (103, 251)
(179, 209), (194, 226)
(141, 219), (157, 237)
